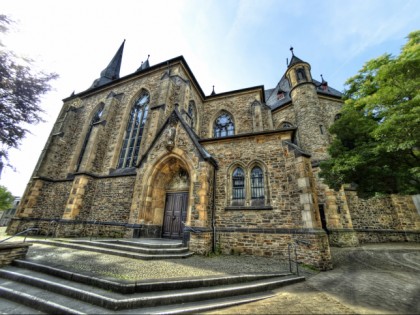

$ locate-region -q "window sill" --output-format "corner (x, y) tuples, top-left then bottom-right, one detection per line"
(225, 205), (273, 211)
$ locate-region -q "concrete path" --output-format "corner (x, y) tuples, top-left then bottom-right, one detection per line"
(206, 243), (420, 314)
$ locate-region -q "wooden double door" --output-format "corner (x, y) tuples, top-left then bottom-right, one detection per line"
(162, 192), (188, 239)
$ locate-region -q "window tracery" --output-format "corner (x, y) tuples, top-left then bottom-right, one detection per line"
(117, 90), (150, 168)
(229, 164), (267, 207)
(251, 166), (264, 205)
(214, 112), (234, 138)
(232, 167), (245, 205)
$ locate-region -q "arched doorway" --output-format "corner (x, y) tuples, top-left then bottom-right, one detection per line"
(162, 168), (189, 239)
(142, 156), (191, 239)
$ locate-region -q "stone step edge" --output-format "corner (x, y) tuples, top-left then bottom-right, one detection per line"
(0, 282), (273, 315)
(130, 292), (276, 314)
(105, 239), (184, 249)
(0, 268), (305, 310)
(29, 240), (194, 260)
(0, 285), (85, 315)
(67, 240), (189, 254)
(13, 259), (291, 294)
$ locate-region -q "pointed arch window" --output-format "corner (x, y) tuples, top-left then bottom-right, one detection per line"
(232, 167), (245, 205)
(117, 90), (150, 168)
(214, 113), (234, 138)
(251, 166), (265, 205)
(76, 103), (104, 172)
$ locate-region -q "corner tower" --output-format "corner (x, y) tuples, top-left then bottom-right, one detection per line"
(285, 48), (329, 162)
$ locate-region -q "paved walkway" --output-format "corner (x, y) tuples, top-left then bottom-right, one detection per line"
(1, 226), (419, 314)
(206, 243), (420, 314)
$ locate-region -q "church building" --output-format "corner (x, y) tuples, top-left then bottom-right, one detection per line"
(8, 42), (420, 270)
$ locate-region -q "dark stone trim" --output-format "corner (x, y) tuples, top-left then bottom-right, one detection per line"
(225, 206), (273, 211)
(200, 128), (296, 144)
(106, 91), (124, 101)
(11, 217), (143, 229)
(327, 228), (420, 236)
(282, 140), (311, 158)
(151, 104), (165, 110)
(354, 228), (420, 235)
(67, 105), (83, 112)
(108, 167), (137, 177)
(92, 119), (107, 127)
(12, 217), (215, 234)
(34, 170), (137, 183)
(34, 176), (73, 183)
(289, 81), (316, 95)
(51, 132), (64, 137)
(216, 227), (326, 235)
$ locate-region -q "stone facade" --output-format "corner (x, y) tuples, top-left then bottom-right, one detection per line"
(7, 48), (420, 270)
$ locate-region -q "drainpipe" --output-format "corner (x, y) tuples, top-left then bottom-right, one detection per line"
(211, 166), (217, 253)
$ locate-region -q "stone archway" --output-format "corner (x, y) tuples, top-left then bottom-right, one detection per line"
(147, 157), (190, 239)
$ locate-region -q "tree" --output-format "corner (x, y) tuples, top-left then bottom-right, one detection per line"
(0, 185), (14, 211)
(320, 31), (420, 197)
(0, 15), (58, 177)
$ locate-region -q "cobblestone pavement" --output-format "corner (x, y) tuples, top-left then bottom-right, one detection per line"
(206, 243), (420, 314)
(1, 227), (419, 314)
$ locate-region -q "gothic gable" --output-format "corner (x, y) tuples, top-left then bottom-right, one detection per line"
(138, 106), (217, 169)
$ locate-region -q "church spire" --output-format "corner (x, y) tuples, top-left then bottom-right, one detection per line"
(90, 40), (125, 88)
(287, 46), (306, 68)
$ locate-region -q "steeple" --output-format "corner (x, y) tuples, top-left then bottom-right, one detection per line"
(90, 40), (125, 89)
(288, 46), (306, 68)
(137, 54), (150, 72)
(211, 85), (216, 96)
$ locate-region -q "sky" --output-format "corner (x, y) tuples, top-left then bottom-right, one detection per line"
(1, 0), (419, 197)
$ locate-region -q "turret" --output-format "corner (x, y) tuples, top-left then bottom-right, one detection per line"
(285, 47), (329, 162)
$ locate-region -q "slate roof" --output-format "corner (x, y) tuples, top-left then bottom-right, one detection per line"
(265, 74), (343, 111)
(136, 55), (150, 72)
(288, 55), (306, 68)
(90, 40), (125, 89)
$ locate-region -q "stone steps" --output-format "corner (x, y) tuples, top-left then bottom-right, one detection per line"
(28, 239), (193, 260)
(0, 260), (305, 314)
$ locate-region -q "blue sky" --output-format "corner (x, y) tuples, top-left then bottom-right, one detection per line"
(1, 0), (419, 196)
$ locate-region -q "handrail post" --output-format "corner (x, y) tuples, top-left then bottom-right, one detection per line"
(288, 243), (292, 273)
(294, 244), (299, 276)
(90, 220), (96, 241)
